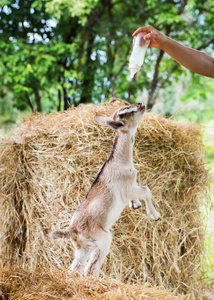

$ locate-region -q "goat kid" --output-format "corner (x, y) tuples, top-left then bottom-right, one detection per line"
(50, 102), (161, 277)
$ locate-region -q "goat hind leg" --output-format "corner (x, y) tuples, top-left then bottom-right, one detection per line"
(84, 242), (100, 277)
(69, 247), (89, 274)
(84, 233), (112, 277)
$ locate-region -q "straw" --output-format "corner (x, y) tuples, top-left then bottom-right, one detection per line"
(0, 101), (210, 298)
(0, 267), (191, 299)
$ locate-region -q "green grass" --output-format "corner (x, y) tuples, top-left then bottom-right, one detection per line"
(0, 110), (29, 140)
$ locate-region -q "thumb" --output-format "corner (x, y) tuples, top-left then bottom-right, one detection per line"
(144, 33), (152, 40)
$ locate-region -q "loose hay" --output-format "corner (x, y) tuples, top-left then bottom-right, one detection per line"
(0, 102), (210, 297)
(0, 267), (190, 299)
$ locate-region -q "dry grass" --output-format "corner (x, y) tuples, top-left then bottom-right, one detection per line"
(0, 101), (211, 298)
(0, 267), (191, 300)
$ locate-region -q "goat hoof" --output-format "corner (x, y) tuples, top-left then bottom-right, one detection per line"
(150, 212), (161, 221)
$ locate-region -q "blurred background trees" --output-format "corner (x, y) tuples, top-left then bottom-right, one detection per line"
(0, 0), (214, 117)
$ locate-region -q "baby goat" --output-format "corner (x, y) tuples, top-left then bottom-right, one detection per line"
(50, 102), (161, 277)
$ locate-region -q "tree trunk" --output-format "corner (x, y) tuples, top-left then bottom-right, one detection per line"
(147, 50), (164, 110)
(63, 86), (70, 110)
(34, 88), (42, 112)
(127, 83), (134, 103)
(79, 32), (95, 104)
(57, 89), (61, 111)
(26, 96), (35, 112)
(146, 2), (190, 110)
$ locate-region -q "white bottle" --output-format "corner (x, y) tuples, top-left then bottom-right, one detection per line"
(129, 32), (150, 79)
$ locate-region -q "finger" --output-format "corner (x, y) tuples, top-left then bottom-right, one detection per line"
(132, 26), (151, 36)
(144, 33), (152, 40)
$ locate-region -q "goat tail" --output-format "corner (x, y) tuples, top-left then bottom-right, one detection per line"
(49, 228), (75, 240)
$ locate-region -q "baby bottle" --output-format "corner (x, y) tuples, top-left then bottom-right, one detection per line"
(129, 32), (150, 79)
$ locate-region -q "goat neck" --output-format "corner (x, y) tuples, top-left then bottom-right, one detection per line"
(110, 129), (136, 165)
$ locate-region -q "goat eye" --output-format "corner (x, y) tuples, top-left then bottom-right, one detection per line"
(118, 113), (124, 118)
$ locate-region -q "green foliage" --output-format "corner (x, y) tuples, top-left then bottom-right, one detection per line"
(0, 0), (214, 114)
(0, 92), (17, 122)
(181, 75), (214, 103)
(45, 0), (99, 25)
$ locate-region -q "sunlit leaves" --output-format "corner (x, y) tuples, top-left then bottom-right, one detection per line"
(45, 0), (99, 25)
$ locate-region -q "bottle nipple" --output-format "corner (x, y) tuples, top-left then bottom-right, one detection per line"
(130, 68), (137, 79)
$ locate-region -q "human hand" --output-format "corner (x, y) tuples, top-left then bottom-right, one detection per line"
(132, 26), (167, 49)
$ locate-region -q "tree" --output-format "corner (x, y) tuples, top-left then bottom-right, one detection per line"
(0, 0), (214, 113)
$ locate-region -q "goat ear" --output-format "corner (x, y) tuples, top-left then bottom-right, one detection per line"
(94, 115), (113, 127)
(94, 115), (127, 130)
(107, 120), (127, 130)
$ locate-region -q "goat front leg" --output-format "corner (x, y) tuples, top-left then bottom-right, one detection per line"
(131, 186), (161, 220)
(129, 199), (142, 209)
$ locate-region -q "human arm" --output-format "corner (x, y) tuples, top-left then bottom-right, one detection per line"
(133, 26), (214, 78)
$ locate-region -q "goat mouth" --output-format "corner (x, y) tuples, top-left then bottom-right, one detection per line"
(139, 104), (145, 112)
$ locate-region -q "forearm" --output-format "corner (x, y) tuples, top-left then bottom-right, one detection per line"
(162, 36), (214, 78)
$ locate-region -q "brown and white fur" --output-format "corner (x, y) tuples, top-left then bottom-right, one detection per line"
(50, 102), (161, 277)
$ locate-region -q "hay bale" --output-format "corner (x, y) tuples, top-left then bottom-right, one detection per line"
(0, 102), (210, 296)
(0, 267), (190, 299)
